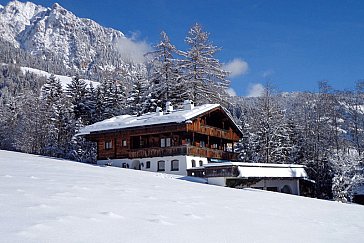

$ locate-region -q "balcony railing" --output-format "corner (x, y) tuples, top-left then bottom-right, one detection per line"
(128, 145), (238, 160)
(129, 146), (187, 158)
(187, 124), (239, 141)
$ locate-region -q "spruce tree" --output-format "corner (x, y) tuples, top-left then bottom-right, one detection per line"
(146, 31), (186, 109)
(66, 75), (89, 122)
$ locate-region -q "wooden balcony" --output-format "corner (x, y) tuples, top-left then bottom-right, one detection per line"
(187, 124), (240, 141)
(188, 146), (238, 160)
(129, 146), (187, 158)
(128, 145), (238, 160)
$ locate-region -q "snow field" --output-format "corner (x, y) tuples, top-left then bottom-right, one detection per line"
(0, 150), (363, 243)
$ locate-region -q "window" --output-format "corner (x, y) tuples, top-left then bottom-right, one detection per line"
(160, 138), (166, 148)
(161, 138), (171, 147)
(122, 140), (127, 147)
(171, 160), (179, 171)
(146, 161), (151, 169)
(166, 138), (171, 147)
(200, 141), (205, 148)
(105, 140), (112, 150)
(199, 160), (203, 167)
(191, 160), (196, 168)
(157, 160), (165, 171)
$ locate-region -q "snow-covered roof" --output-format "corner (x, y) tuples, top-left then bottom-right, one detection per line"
(237, 164), (307, 178)
(79, 104), (221, 135)
(194, 162), (308, 178)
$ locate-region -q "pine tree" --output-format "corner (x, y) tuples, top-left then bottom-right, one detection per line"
(66, 75), (89, 122)
(41, 74), (72, 157)
(97, 79), (126, 119)
(84, 82), (98, 124)
(179, 23), (230, 105)
(330, 152), (364, 202)
(145, 31), (186, 109)
(241, 84), (300, 164)
(128, 72), (149, 115)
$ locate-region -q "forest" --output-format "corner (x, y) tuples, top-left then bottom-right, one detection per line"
(0, 23), (363, 203)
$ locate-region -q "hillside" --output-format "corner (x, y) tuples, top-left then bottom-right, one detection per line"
(19, 66), (99, 88)
(0, 150), (363, 243)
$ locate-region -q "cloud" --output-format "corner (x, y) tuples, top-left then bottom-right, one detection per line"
(116, 34), (152, 63)
(226, 87), (237, 97)
(247, 83), (265, 97)
(262, 69), (274, 78)
(223, 58), (249, 78)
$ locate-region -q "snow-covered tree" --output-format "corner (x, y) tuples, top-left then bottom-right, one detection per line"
(126, 65), (150, 115)
(179, 23), (230, 105)
(66, 75), (89, 121)
(238, 84), (302, 164)
(41, 74), (73, 157)
(145, 31), (187, 109)
(330, 152), (364, 202)
(97, 79), (126, 119)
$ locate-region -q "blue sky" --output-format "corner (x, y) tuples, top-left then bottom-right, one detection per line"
(2, 0), (364, 96)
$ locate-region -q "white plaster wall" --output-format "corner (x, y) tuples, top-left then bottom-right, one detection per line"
(98, 155), (207, 176)
(203, 177), (301, 195)
(186, 156), (208, 169)
(248, 179), (299, 195)
(207, 177), (226, 186)
(140, 155), (188, 176)
(97, 159), (129, 167)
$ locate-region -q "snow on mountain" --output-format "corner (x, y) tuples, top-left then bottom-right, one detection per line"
(20, 66), (99, 89)
(0, 0), (127, 76)
(0, 0), (46, 47)
(1, 150), (363, 243)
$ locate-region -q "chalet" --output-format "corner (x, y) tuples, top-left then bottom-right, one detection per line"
(187, 162), (315, 196)
(78, 101), (243, 175)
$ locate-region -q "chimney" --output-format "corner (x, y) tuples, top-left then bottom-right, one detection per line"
(165, 101), (173, 113)
(183, 100), (194, 110)
(156, 107), (163, 116)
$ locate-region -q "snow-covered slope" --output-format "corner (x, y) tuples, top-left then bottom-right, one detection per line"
(20, 66), (99, 89)
(0, 0), (125, 75)
(1, 150), (363, 243)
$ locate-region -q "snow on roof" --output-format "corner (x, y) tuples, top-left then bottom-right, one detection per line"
(237, 165), (307, 178)
(203, 162), (306, 168)
(197, 162), (308, 178)
(78, 104), (220, 135)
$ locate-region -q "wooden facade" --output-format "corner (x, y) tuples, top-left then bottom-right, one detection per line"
(85, 106), (242, 161)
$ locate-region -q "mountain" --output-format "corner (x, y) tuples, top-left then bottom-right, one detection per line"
(0, 0), (129, 80)
(1, 149), (364, 242)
